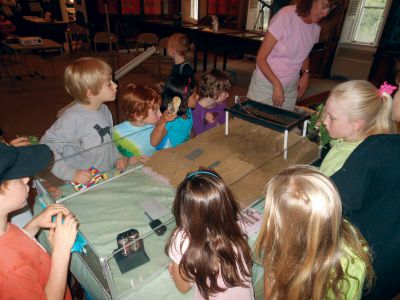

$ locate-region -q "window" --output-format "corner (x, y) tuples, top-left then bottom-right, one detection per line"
(190, 0), (198, 20)
(353, 0), (389, 44)
(340, 0), (392, 46)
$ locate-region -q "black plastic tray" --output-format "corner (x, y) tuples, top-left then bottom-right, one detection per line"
(225, 99), (309, 132)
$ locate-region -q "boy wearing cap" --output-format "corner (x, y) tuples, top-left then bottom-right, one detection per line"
(41, 57), (127, 185)
(0, 143), (78, 299)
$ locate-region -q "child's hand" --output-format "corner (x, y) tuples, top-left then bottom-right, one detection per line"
(116, 157), (128, 171)
(10, 136), (31, 147)
(48, 213), (78, 252)
(205, 112), (216, 124)
(128, 156), (149, 165)
(159, 111), (177, 124)
(24, 204), (72, 236)
(42, 181), (62, 199)
(34, 204), (72, 229)
(72, 169), (91, 184)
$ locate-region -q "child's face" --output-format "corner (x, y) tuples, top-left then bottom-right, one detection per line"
(92, 79), (118, 103)
(322, 97), (361, 141)
(1, 178), (30, 212)
(188, 91), (199, 109)
(143, 106), (162, 125)
(167, 44), (175, 58)
(216, 91), (229, 104)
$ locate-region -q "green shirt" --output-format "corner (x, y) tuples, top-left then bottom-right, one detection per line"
(320, 139), (362, 177)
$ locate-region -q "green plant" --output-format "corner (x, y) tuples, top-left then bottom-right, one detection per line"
(28, 135), (39, 145)
(307, 104), (332, 146)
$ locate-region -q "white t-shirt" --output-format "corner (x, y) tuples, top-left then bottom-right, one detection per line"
(168, 229), (255, 300)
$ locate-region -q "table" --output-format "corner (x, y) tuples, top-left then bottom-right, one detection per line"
(33, 166), (264, 300)
(133, 20), (326, 72)
(2, 38), (64, 79)
(21, 16), (69, 44)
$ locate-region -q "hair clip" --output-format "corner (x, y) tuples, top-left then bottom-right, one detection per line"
(186, 170), (219, 179)
(127, 83), (137, 89)
(379, 82), (397, 96)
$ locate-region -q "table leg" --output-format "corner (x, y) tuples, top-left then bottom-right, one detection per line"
(223, 52), (228, 71)
(225, 111), (229, 135)
(284, 129), (288, 160)
(203, 48), (208, 71)
(193, 46), (198, 72)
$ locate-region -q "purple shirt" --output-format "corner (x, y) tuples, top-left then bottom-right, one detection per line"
(256, 5), (321, 86)
(192, 102), (227, 136)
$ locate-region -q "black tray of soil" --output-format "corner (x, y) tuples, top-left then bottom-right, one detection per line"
(225, 99), (309, 132)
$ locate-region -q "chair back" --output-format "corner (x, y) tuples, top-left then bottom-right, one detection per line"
(94, 32), (118, 53)
(137, 33), (158, 45)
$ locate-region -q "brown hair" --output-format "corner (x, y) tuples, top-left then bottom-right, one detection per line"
(198, 69), (231, 99)
(396, 72), (400, 85)
(254, 165), (374, 300)
(64, 57), (112, 104)
(121, 84), (161, 121)
(167, 33), (190, 56)
(166, 169), (252, 300)
(296, 0), (339, 18)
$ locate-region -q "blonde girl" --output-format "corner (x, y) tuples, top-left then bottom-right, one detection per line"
(320, 80), (396, 176)
(254, 165), (374, 300)
(166, 169), (254, 300)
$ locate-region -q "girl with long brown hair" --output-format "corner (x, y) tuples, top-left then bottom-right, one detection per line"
(254, 165), (374, 300)
(166, 169), (254, 300)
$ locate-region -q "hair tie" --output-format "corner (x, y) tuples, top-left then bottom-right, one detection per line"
(379, 82), (397, 96)
(186, 170), (219, 179)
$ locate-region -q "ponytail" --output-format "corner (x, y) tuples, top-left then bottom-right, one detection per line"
(372, 92), (396, 135)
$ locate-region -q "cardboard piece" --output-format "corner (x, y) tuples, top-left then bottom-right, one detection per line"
(144, 119), (319, 208)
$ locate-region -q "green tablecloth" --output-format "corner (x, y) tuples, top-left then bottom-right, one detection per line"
(34, 166), (264, 300)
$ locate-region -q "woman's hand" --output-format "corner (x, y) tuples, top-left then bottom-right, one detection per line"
(204, 112), (216, 124)
(272, 82), (285, 107)
(297, 73), (310, 98)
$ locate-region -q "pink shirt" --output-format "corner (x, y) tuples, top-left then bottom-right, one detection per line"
(168, 230), (254, 300)
(256, 5), (321, 85)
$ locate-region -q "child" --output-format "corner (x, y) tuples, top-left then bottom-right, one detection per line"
(320, 80), (396, 176)
(166, 169), (254, 299)
(167, 33), (195, 81)
(254, 165), (374, 300)
(113, 84), (169, 162)
(192, 69), (231, 136)
(0, 143), (78, 299)
(151, 76), (198, 148)
(392, 72), (400, 122)
(41, 57), (127, 184)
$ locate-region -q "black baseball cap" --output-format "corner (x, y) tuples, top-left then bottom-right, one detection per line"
(0, 143), (52, 183)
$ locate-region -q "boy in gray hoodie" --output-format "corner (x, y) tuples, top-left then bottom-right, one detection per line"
(41, 57), (127, 184)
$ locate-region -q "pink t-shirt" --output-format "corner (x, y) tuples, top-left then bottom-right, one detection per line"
(168, 230), (254, 300)
(256, 5), (321, 86)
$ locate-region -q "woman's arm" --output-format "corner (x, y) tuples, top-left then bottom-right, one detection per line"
(297, 56), (310, 97)
(256, 31), (284, 106)
(169, 262), (192, 293)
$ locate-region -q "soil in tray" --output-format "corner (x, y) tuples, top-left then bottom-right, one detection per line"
(242, 106), (295, 125)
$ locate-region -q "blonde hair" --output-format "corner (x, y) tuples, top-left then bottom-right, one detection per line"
(64, 57), (112, 103)
(121, 84), (161, 121)
(328, 80), (396, 139)
(254, 165), (374, 300)
(167, 33), (189, 56)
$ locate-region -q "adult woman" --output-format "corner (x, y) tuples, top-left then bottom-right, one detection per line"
(247, 0), (331, 111)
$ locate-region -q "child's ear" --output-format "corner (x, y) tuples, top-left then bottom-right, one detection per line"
(86, 89), (95, 99)
(352, 118), (365, 133)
